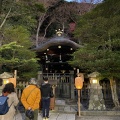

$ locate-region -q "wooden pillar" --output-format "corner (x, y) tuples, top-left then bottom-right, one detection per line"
(50, 85), (56, 110)
(13, 70), (17, 93)
(77, 69), (79, 74)
(70, 71), (74, 99)
(78, 89), (81, 116)
(14, 70), (17, 78)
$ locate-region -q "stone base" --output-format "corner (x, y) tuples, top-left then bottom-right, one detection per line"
(81, 111), (120, 116)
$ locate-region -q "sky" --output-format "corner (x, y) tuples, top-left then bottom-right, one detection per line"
(65, 0), (103, 3)
(65, 0), (73, 1)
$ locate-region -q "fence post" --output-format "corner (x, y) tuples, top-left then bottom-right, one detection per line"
(38, 71), (43, 85)
(70, 71), (74, 99)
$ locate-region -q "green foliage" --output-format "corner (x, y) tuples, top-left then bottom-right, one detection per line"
(0, 0), (45, 33)
(0, 42), (39, 79)
(2, 26), (31, 48)
(0, 25), (40, 79)
(0, 0), (45, 79)
(70, 0), (120, 78)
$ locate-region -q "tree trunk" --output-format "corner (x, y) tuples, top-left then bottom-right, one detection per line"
(110, 78), (120, 108)
(0, 8), (11, 30)
(36, 13), (46, 47)
(43, 20), (53, 40)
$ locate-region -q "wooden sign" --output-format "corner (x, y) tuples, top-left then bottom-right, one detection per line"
(9, 78), (16, 88)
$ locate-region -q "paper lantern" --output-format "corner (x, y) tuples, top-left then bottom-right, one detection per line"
(75, 76), (84, 89)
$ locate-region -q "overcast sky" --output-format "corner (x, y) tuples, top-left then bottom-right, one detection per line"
(65, 0), (72, 1)
(65, 0), (103, 3)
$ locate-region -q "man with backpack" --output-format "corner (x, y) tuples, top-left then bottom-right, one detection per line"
(40, 77), (54, 120)
(0, 82), (19, 120)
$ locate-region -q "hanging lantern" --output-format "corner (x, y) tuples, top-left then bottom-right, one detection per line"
(75, 73), (84, 89)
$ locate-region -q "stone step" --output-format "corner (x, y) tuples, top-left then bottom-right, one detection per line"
(53, 99), (77, 113)
(81, 111), (120, 116)
(53, 105), (77, 113)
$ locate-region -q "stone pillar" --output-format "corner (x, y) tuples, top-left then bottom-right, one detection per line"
(70, 71), (74, 99)
(37, 71), (43, 86)
(88, 72), (106, 110)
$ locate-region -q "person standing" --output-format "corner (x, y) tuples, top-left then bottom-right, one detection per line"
(0, 82), (19, 120)
(40, 77), (54, 120)
(21, 78), (41, 120)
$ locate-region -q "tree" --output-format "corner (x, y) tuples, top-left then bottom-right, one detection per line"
(69, 0), (120, 108)
(33, 0), (95, 45)
(0, 26), (40, 79)
(0, 0), (45, 32)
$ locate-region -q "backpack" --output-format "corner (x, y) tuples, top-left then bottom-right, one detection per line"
(0, 96), (12, 115)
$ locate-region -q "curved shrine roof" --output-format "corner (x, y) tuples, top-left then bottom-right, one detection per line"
(34, 35), (81, 52)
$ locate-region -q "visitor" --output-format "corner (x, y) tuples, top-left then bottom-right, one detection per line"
(0, 82), (19, 120)
(21, 78), (41, 120)
(40, 77), (54, 120)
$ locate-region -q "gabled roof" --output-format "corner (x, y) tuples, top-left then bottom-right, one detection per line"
(88, 72), (100, 78)
(34, 35), (81, 52)
(0, 72), (13, 79)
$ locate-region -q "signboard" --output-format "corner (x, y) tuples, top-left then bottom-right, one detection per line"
(9, 78), (16, 88)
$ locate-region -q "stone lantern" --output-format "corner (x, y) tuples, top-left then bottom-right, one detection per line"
(88, 72), (106, 110)
(0, 72), (17, 88)
(0, 72), (13, 84)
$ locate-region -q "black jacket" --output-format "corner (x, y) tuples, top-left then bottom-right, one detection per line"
(40, 83), (53, 98)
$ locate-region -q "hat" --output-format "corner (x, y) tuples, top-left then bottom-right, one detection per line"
(29, 78), (37, 85)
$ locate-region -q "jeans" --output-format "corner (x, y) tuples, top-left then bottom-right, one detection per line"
(42, 97), (50, 118)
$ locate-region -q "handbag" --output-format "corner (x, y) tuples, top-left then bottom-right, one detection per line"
(17, 101), (25, 112)
(25, 87), (36, 119)
(25, 109), (34, 119)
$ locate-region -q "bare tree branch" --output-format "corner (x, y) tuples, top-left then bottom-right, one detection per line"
(43, 19), (54, 40)
(0, 8), (11, 30)
(36, 13), (46, 47)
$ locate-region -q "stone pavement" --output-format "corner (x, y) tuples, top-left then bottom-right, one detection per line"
(76, 115), (120, 120)
(15, 99), (76, 120)
(15, 112), (75, 120)
(15, 112), (120, 120)
(15, 99), (120, 120)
